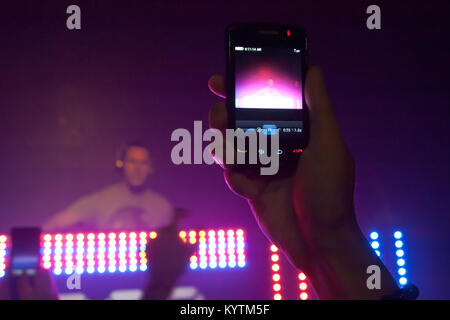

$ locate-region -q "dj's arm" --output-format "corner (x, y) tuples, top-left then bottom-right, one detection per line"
(43, 195), (96, 232)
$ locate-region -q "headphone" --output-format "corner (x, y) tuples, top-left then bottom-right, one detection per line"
(115, 143), (128, 171)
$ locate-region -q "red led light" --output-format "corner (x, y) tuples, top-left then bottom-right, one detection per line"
(298, 272), (309, 300)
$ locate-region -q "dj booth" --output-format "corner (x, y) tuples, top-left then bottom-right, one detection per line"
(0, 228), (408, 300)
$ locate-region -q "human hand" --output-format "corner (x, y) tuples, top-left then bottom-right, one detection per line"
(208, 67), (399, 299)
(0, 268), (59, 300)
(208, 66), (356, 270)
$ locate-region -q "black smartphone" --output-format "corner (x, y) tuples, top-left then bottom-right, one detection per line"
(10, 227), (41, 276)
(226, 23), (309, 172)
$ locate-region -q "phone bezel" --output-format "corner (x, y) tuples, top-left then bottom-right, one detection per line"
(225, 23), (309, 165)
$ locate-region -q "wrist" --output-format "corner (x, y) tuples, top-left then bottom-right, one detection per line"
(298, 220), (399, 299)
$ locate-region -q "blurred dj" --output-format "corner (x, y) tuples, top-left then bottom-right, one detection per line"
(44, 141), (174, 232)
(43, 141), (193, 300)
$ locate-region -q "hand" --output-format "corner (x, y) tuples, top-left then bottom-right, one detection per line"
(0, 268), (58, 300)
(208, 67), (398, 299)
(208, 66), (355, 269)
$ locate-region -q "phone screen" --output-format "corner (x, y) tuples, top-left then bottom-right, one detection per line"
(10, 228), (41, 276)
(228, 25), (308, 159)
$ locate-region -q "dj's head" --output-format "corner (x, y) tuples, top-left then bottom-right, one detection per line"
(116, 141), (153, 187)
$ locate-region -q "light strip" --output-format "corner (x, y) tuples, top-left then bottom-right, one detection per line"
(0, 228), (246, 277)
(394, 230), (408, 286)
(369, 231), (381, 257)
(270, 244), (282, 300)
(186, 229), (246, 270)
(298, 272), (309, 300)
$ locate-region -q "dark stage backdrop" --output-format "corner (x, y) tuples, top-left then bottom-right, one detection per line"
(0, 0), (448, 299)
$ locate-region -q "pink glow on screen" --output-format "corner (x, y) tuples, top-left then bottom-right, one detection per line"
(236, 67), (302, 110)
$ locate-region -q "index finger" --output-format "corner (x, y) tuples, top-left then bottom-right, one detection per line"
(208, 74), (226, 98)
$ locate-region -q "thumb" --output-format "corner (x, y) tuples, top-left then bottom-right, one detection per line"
(305, 66), (344, 147)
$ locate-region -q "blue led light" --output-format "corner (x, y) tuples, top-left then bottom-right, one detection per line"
(139, 265), (147, 272)
(393, 231), (409, 287)
(368, 231), (381, 258)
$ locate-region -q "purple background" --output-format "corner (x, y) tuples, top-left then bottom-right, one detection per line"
(0, 1), (449, 299)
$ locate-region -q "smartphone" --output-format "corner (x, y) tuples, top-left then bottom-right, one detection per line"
(226, 24), (309, 171)
(10, 227), (41, 276)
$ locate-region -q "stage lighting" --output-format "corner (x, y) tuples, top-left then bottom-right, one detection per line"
(0, 229), (247, 278)
(300, 292), (308, 300)
(393, 230), (409, 287)
(368, 230), (382, 258)
(370, 232), (379, 240)
(270, 244), (283, 300)
(395, 240), (403, 248)
(394, 231), (402, 239)
(297, 272), (309, 300)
